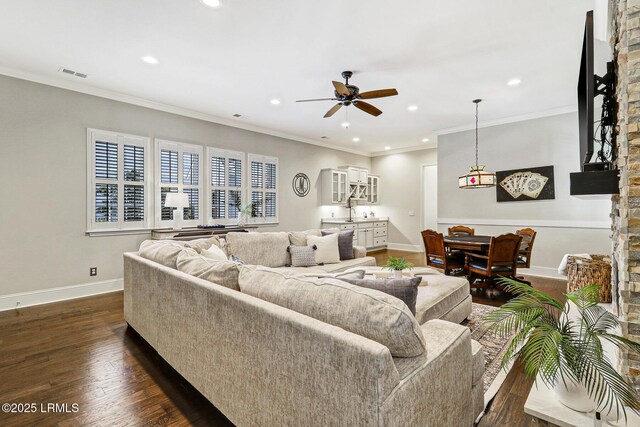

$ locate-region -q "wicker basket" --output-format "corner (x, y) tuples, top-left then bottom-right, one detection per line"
(566, 255), (612, 303)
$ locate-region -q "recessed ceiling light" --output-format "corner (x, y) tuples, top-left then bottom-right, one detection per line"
(422, 138), (429, 142)
(352, 137), (360, 142)
(270, 98), (281, 105)
(141, 55), (159, 65)
(407, 105), (418, 112)
(507, 78), (522, 86)
(201, 0), (221, 7)
(384, 146), (391, 151)
(341, 121), (350, 128)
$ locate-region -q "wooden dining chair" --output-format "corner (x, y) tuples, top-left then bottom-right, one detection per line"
(448, 225), (475, 236)
(515, 228), (537, 269)
(421, 229), (465, 275)
(465, 233), (522, 289)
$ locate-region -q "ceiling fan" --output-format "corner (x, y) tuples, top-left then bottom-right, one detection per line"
(296, 71), (398, 118)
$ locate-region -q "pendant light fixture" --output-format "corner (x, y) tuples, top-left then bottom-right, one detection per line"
(458, 99), (496, 189)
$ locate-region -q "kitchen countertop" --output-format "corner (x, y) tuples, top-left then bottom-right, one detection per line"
(321, 217), (388, 224)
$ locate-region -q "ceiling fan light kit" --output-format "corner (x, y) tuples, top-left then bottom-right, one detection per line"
(459, 99), (496, 189)
(297, 70), (398, 119)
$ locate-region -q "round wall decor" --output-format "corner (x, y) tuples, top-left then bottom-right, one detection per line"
(292, 173), (310, 197)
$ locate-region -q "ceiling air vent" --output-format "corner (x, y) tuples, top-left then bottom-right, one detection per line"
(59, 67), (88, 78)
(233, 114), (242, 117)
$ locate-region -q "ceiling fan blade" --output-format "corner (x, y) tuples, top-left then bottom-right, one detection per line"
(354, 101), (382, 117)
(358, 88), (399, 99)
(296, 98), (338, 103)
(332, 81), (350, 97)
(324, 103), (343, 118)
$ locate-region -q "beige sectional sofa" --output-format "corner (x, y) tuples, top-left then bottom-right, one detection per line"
(125, 232), (484, 426)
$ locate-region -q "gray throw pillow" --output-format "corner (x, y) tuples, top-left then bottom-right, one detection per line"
(288, 245), (317, 267)
(321, 229), (355, 260)
(340, 277), (423, 315)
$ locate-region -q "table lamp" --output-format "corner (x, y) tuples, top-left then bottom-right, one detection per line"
(164, 192), (190, 230)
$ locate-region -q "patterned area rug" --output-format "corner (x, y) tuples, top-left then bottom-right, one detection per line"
(462, 303), (515, 403)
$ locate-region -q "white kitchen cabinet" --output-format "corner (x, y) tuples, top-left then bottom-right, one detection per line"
(321, 219), (388, 250)
(321, 169), (348, 205)
(367, 175), (380, 204)
(345, 166), (368, 184)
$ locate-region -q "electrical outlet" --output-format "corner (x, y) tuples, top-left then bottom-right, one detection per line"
(408, 211), (415, 216)
(90, 267), (97, 276)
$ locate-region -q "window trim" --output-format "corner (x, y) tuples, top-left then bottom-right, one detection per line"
(205, 147), (245, 225)
(247, 153), (279, 224)
(154, 139), (204, 229)
(86, 129), (152, 233)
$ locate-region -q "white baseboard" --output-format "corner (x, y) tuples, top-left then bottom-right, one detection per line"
(0, 278), (123, 312)
(387, 243), (423, 252)
(519, 266), (566, 280)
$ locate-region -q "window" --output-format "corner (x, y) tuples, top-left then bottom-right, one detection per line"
(87, 129), (151, 232)
(248, 153), (278, 223)
(206, 148), (244, 224)
(155, 140), (203, 228)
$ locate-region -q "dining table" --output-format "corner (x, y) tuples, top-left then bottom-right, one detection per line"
(443, 235), (492, 253)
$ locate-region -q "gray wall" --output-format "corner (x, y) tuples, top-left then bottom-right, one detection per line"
(437, 113), (611, 275)
(371, 149), (438, 248)
(0, 75), (370, 297)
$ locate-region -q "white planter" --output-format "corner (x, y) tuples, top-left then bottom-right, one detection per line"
(237, 213), (247, 227)
(393, 270), (403, 279)
(553, 379), (596, 413)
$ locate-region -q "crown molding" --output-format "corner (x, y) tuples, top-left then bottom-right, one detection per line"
(370, 142), (438, 157)
(0, 66), (372, 157)
(434, 105), (577, 136)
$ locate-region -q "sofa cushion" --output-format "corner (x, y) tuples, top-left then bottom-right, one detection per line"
(184, 236), (224, 254)
(471, 339), (484, 386)
(225, 232), (290, 268)
(139, 240), (186, 269)
(303, 270), (366, 280)
(201, 244), (228, 261)
(308, 233), (340, 264)
(322, 229), (355, 260)
(288, 245), (317, 267)
(288, 229), (322, 246)
(238, 265), (426, 357)
(414, 274), (470, 325)
(341, 277), (422, 315)
(176, 248), (240, 291)
(314, 256), (377, 273)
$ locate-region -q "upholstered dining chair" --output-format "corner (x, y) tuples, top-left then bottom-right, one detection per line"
(448, 225), (475, 236)
(515, 228), (537, 269)
(421, 229), (465, 275)
(465, 233), (522, 289)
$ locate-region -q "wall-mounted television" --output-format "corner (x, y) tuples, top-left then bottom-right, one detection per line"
(570, 10), (618, 196)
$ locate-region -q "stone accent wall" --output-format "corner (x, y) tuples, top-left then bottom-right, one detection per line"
(611, 0), (640, 386)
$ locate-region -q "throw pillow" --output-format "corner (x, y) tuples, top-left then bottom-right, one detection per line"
(307, 233), (340, 264)
(139, 240), (186, 269)
(176, 248), (240, 291)
(288, 245), (317, 267)
(238, 266), (426, 357)
(321, 229), (355, 260)
(288, 229), (322, 246)
(340, 277), (423, 315)
(201, 244), (228, 261)
(304, 270), (366, 280)
(184, 236), (224, 253)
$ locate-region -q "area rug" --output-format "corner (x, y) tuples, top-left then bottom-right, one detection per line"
(462, 303), (516, 408)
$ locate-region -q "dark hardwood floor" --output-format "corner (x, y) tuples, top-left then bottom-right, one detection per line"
(0, 249), (565, 426)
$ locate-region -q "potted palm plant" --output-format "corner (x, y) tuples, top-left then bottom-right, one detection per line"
(483, 277), (640, 420)
(384, 257), (414, 279)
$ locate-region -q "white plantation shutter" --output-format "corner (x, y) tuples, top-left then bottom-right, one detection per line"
(155, 140), (203, 228)
(87, 129), (150, 232)
(248, 154), (278, 223)
(206, 148), (244, 224)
